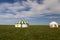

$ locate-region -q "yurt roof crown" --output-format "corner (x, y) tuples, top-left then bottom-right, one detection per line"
(50, 21), (58, 24)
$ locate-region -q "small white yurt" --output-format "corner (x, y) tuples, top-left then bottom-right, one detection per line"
(49, 21), (58, 28)
(15, 20), (29, 28)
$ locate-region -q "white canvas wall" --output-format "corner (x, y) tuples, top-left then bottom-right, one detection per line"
(15, 24), (21, 27)
(15, 24), (28, 28)
(22, 24), (28, 28)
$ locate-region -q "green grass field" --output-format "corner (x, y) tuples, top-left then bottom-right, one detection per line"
(0, 25), (60, 40)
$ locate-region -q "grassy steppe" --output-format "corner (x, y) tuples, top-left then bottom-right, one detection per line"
(0, 25), (60, 40)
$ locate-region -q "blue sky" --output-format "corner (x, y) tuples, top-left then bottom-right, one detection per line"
(0, 0), (60, 25)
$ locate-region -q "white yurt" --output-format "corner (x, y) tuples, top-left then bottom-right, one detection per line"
(49, 21), (58, 28)
(15, 20), (29, 28)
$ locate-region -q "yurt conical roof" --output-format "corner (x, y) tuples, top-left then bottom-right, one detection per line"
(16, 20), (28, 24)
(50, 21), (58, 24)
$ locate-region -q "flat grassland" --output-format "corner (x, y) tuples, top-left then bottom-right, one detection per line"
(0, 25), (60, 40)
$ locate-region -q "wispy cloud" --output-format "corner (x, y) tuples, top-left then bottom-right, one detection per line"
(0, 0), (60, 18)
(0, 0), (60, 25)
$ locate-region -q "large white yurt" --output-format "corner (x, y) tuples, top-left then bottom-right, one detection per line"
(49, 21), (58, 28)
(15, 20), (29, 28)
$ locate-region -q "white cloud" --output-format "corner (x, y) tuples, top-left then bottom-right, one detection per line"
(46, 16), (60, 18)
(0, 0), (60, 18)
(0, 14), (15, 18)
